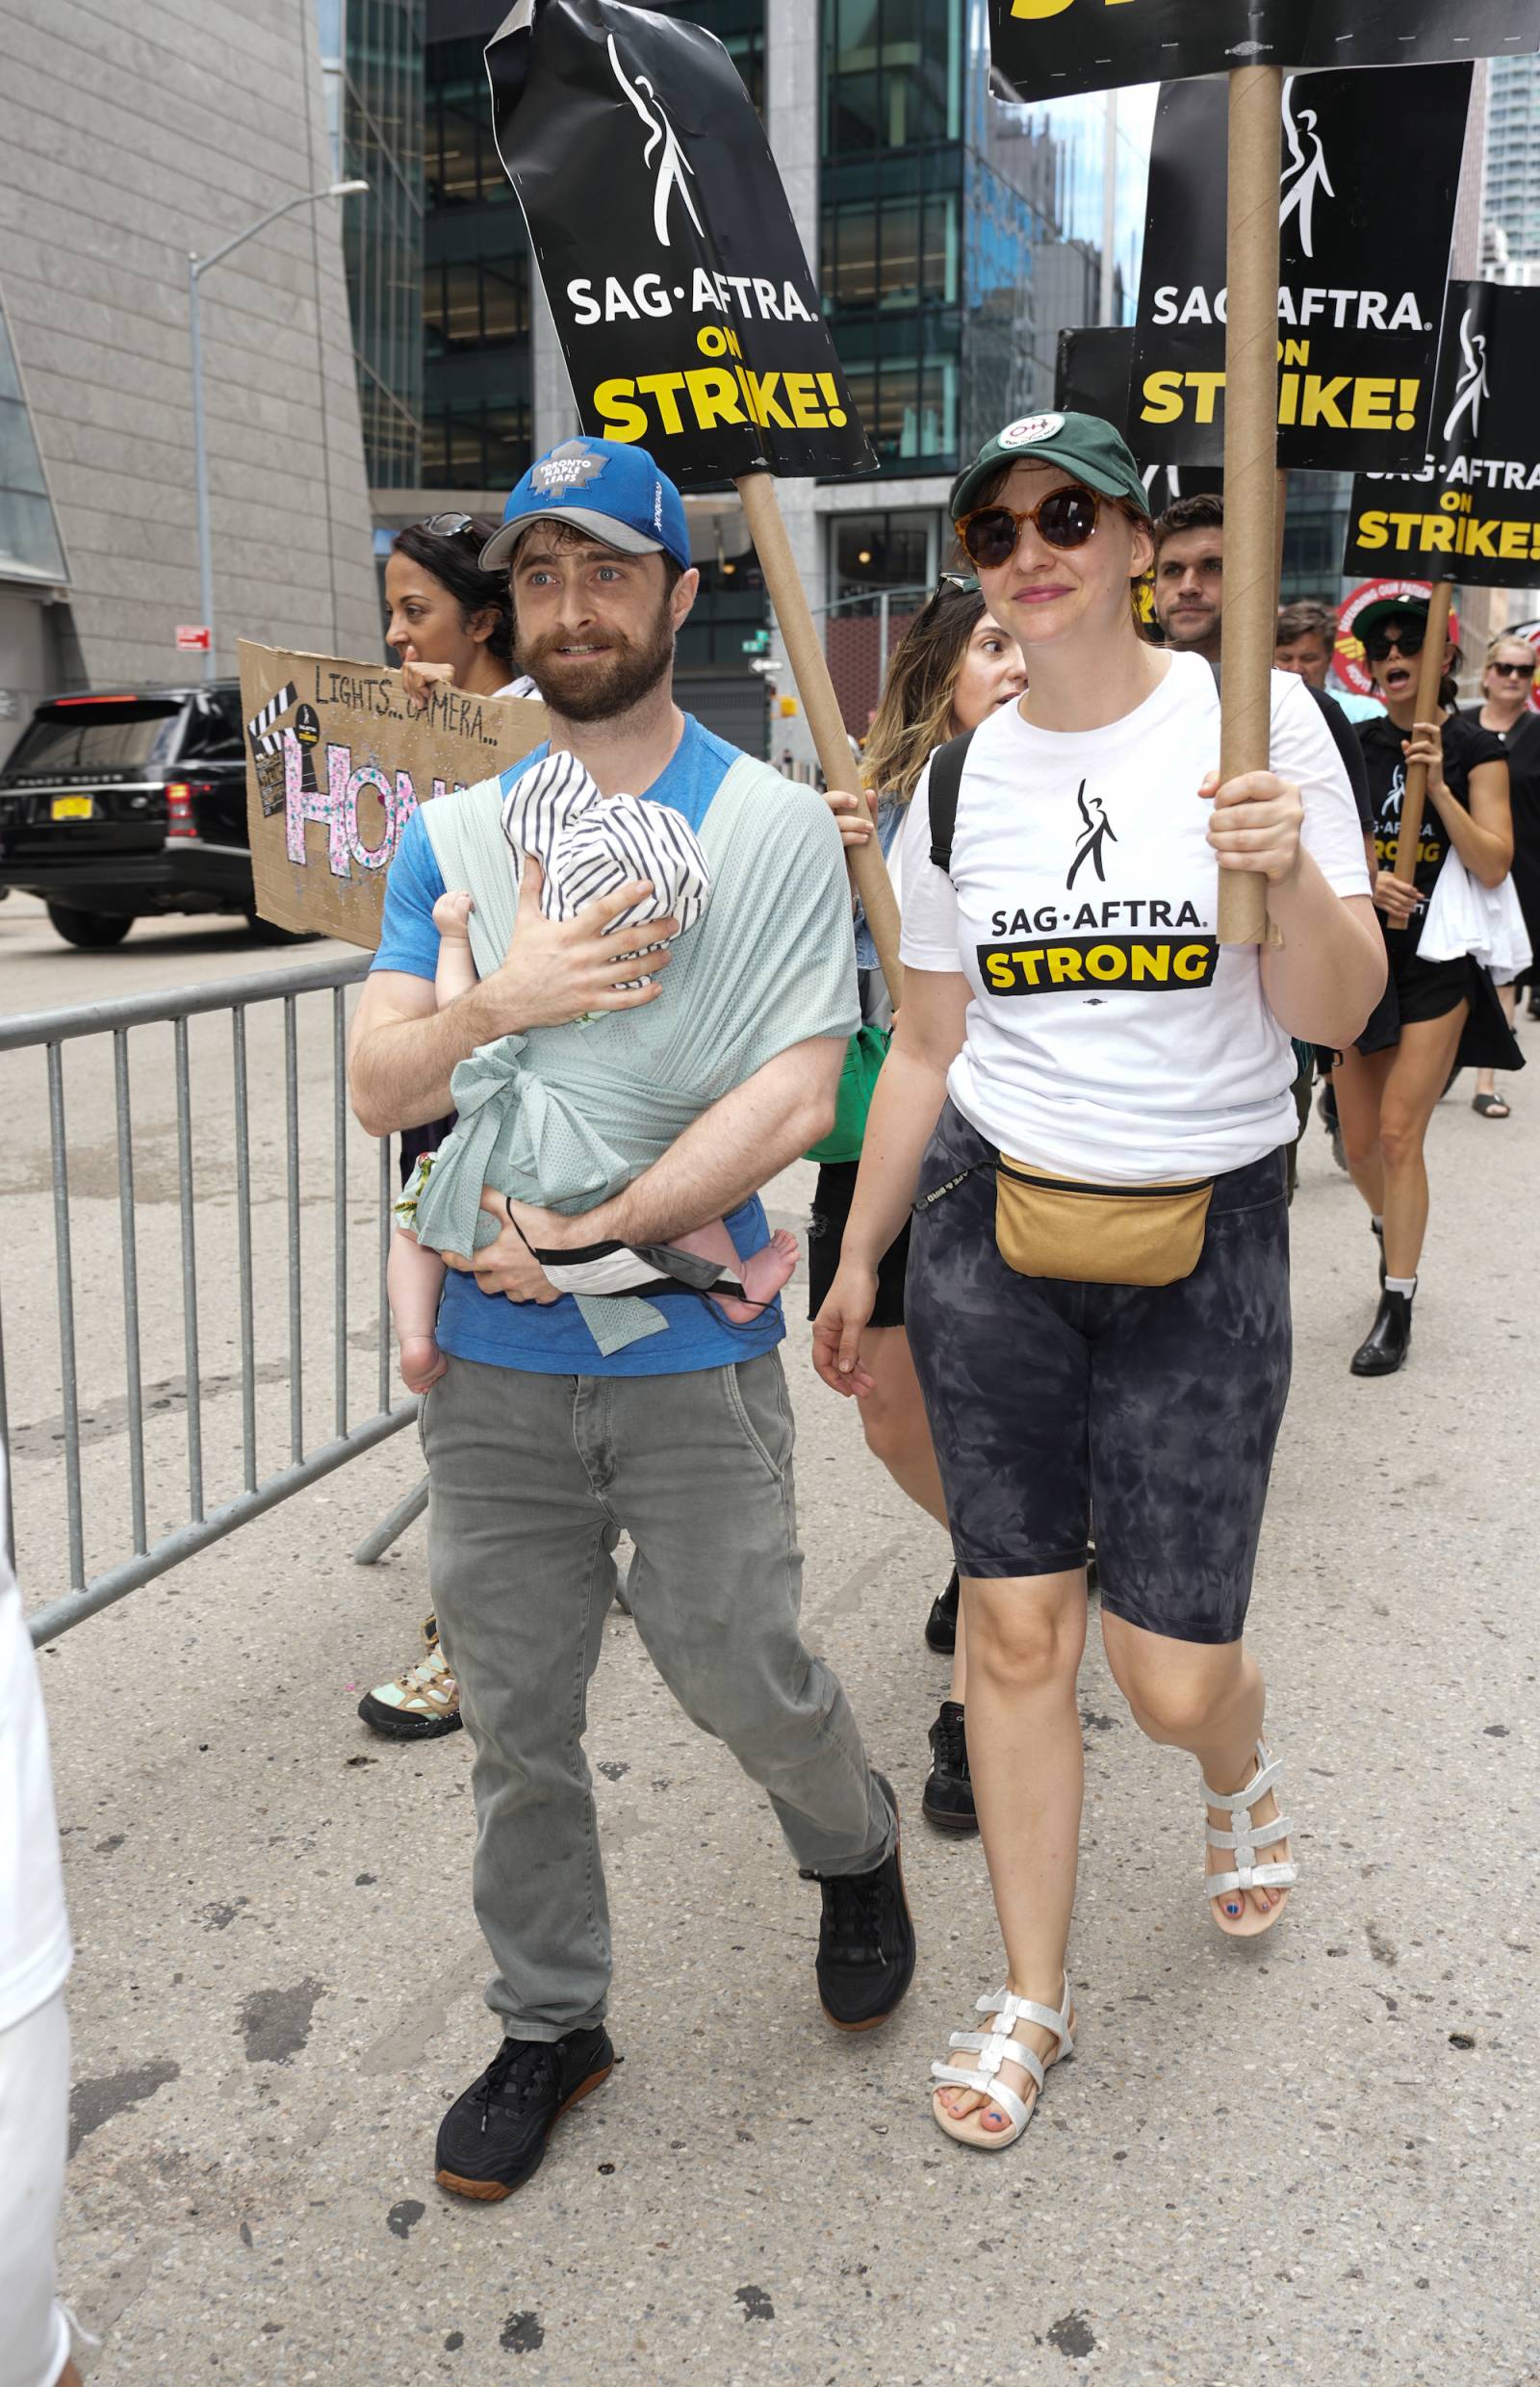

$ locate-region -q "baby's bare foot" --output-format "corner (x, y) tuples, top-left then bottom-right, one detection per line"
(399, 1334), (448, 1394)
(709, 1229), (799, 1324)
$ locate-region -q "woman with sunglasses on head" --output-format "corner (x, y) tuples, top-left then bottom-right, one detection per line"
(815, 579), (1026, 1833)
(1330, 598), (1515, 1375)
(813, 411), (1381, 2152)
(1470, 635), (1540, 1116)
(357, 516), (540, 1744)
(384, 512), (537, 711)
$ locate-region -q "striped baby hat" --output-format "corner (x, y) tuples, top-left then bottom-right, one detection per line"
(500, 750), (711, 939)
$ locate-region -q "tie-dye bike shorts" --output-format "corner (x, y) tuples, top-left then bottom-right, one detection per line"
(904, 1100), (1292, 1646)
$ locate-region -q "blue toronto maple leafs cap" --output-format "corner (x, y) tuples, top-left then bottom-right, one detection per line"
(479, 437), (692, 574)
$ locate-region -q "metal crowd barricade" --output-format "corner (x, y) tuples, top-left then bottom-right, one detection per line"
(0, 956), (420, 1645)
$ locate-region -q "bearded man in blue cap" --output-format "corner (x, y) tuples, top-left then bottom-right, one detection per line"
(348, 437), (913, 2200)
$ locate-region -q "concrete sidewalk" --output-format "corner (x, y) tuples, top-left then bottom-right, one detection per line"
(31, 1068), (1539, 2386)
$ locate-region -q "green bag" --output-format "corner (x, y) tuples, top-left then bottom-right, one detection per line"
(804, 1022), (889, 1166)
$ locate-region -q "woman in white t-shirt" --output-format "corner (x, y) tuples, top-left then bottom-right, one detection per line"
(812, 412), (1383, 2153)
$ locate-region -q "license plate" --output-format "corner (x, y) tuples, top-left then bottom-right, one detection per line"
(51, 795), (93, 820)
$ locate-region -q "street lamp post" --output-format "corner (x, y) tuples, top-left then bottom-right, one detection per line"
(187, 179), (368, 682)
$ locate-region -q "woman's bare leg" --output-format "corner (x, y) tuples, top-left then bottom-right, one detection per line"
(854, 1326), (965, 1696)
(1377, 1003), (1469, 1279)
(935, 1570), (1087, 2130)
(1331, 1043), (1393, 1220)
(1100, 1612), (1288, 1932)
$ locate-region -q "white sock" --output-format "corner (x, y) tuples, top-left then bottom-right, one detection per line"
(1371, 1215), (1384, 1235)
(1384, 1274), (1417, 1298)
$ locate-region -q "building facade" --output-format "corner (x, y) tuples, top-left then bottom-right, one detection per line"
(318, 0), (426, 490)
(0, 0), (381, 761)
(366, 0), (1147, 757)
(1484, 53), (1540, 271)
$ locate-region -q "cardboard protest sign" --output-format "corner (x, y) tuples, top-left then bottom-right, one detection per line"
(1055, 326), (1223, 514)
(484, 0), (874, 487)
(1130, 66), (1469, 472)
(988, 0), (1538, 104)
(1343, 282), (1540, 587)
(239, 641), (547, 948)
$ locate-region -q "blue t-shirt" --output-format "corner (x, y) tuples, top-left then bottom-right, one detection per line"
(372, 716), (785, 1377)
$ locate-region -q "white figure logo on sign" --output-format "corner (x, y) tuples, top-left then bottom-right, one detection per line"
(1279, 76), (1334, 262)
(1442, 308), (1489, 447)
(607, 35), (704, 248)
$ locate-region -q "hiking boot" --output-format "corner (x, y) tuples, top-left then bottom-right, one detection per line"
(803, 1787), (916, 2031)
(434, 2026), (615, 2200)
(358, 1615), (462, 1740)
(922, 1700), (977, 1834)
(924, 1568), (960, 1654)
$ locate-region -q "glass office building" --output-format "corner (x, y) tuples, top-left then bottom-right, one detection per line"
(317, 0), (426, 490)
(422, 10), (532, 491)
(1485, 54), (1540, 269)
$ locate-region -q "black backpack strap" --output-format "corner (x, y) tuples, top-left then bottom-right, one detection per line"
(927, 728), (976, 875)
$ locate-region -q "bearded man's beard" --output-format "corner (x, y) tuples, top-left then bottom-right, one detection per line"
(517, 605), (675, 722)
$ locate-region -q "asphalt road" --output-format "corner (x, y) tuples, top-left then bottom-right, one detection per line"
(6, 892), (1536, 2386)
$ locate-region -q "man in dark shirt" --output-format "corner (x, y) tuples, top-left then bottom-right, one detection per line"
(1149, 497), (1371, 1182)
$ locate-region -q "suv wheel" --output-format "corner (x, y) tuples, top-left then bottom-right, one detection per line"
(46, 904), (133, 948)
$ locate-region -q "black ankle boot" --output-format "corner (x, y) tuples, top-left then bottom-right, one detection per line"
(924, 1568), (960, 1654)
(1350, 1286), (1413, 1375)
(921, 1700), (977, 1833)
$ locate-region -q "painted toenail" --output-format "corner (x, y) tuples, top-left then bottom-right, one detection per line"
(1226, 1902), (1240, 1915)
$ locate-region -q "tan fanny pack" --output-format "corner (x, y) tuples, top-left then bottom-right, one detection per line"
(994, 1155), (1215, 1288)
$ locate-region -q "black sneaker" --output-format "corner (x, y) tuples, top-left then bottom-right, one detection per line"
(924, 1568), (961, 1653)
(434, 2025), (614, 2200)
(922, 1700), (977, 1833)
(803, 1789), (916, 2032)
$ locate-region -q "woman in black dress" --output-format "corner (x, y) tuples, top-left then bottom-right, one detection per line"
(1471, 633), (1540, 1114)
(1332, 597), (1515, 1376)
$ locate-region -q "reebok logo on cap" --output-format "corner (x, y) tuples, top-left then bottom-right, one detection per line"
(998, 414), (1065, 449)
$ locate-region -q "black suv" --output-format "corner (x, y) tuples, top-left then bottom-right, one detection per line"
(0, 680), (281, 947)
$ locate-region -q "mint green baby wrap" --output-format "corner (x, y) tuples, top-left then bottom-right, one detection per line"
(408, 755), (860, 1354)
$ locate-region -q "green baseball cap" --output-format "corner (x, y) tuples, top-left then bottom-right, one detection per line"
(1351, 593), (1431, 645)
(950, 411), (1150, 525)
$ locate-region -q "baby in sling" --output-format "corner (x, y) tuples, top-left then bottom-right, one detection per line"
(387, 752), (797, 1392)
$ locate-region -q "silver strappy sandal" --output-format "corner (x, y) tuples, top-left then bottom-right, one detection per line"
(1203, 1739), (1297, 1938)
(930, 1975), (1075, 2149)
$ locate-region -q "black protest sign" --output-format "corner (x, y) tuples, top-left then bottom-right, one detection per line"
(1130, 65), (1469, 472)
(485, 0), (873, 487)
(1344, 281), (1540, 587)
(988, 0), (1536, 105)
(1054, 327), (1222, 515)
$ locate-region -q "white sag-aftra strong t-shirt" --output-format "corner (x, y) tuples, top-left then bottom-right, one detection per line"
(897, 652), (1371, 1183)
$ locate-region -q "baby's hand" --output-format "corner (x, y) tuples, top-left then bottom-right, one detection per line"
(432, 888), (475, 940)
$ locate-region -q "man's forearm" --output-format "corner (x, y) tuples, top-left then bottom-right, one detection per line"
(349, 980), (507, 1135)
(578, 1041), (842, 1248)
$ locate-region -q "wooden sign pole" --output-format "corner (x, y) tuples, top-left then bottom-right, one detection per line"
(1219, 65), (1284, 947)
(1389, 578), (1453, 898)
(736, 468), (904, 1000)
